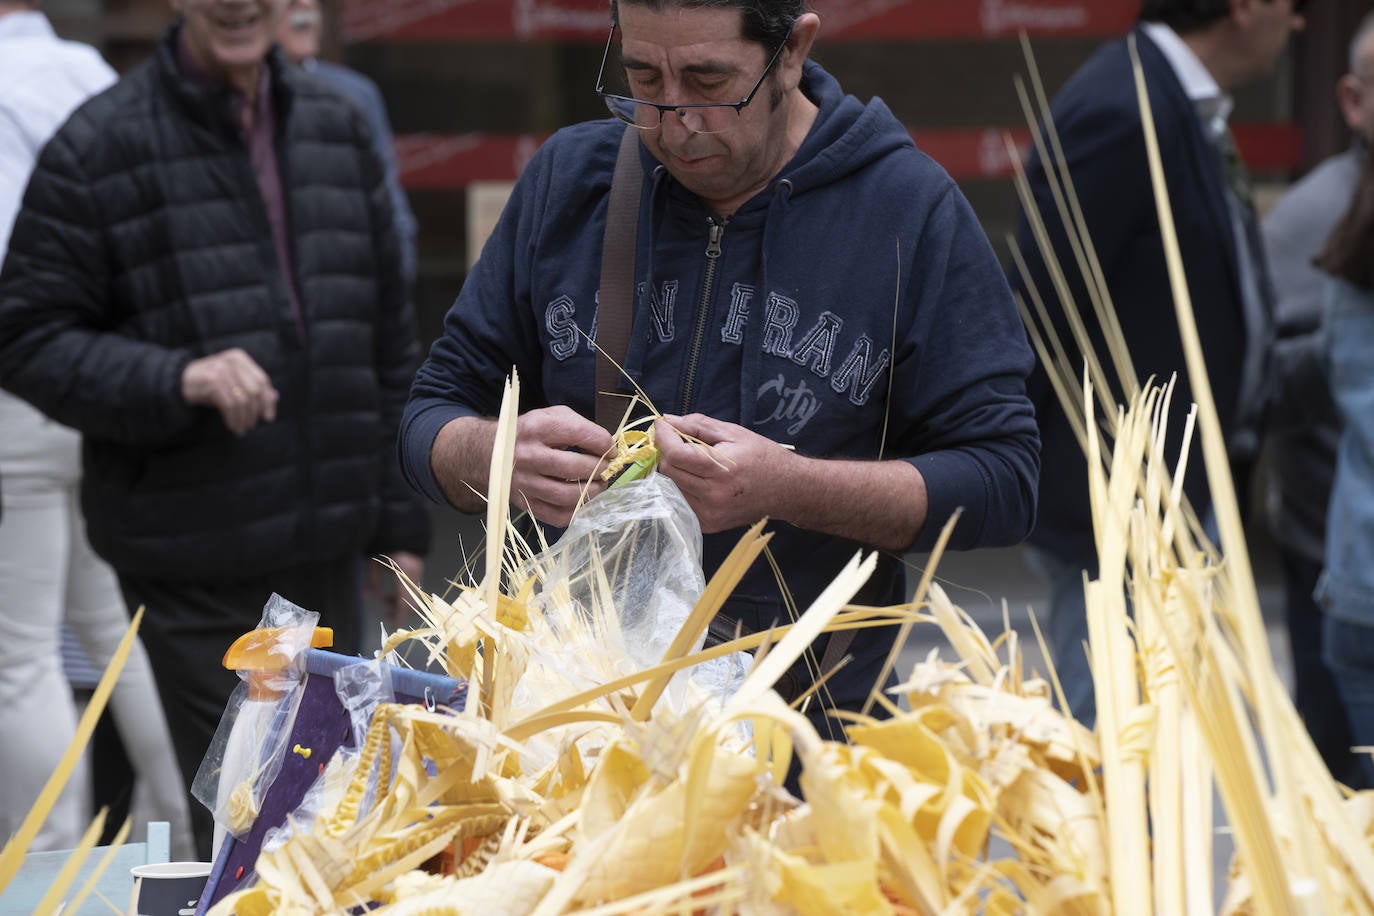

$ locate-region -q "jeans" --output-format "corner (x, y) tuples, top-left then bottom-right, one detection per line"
(1322, 615), (1374, 790)
(1281, 549), (1362, 787)
(1027, 546), (1098, 730)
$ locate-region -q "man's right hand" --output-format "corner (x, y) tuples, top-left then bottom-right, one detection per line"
(181, 348), (279, 436)
(509, 406), (614, 527)
(432, 407), (614, 527)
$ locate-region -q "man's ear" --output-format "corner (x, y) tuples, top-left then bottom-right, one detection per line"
(780, 12), (821, 90)
(1338, 74), (1366, 136)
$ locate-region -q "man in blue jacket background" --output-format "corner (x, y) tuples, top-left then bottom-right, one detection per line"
(1010, 0), (1304, 726)
(402, 0), (1040, 738)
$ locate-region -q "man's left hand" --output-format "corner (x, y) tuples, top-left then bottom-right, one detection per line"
(653, 414), (792, 533)
(366, 551), (426, 630)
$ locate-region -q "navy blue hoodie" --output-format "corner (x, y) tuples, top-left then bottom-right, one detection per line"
(402, 61), (1038, 721)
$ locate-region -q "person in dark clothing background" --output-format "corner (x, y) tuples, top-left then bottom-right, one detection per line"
(1260, 12), (1374, 789)
(1010, 0), (1304, 727)
(0, 0), (430, 857)
(276, 0), (419, 290)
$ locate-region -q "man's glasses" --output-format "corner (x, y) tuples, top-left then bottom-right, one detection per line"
(594, 22), (794, 135)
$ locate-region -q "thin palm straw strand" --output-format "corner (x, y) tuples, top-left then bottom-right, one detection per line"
(759, 543), (835, 716)
(0, 607), (142, 891)
(1014, 290), (1089, 456)
(1015, 73), (1137, 399)
(503, 613), (877, 744)
(879, 237), (900, 461)
(925, 580), (999, 687)
(630, 521), (772, 721)
(1138, 560), (1306, 914)
(1130, 34), (1324, 913)
(1084, 386), (1153, 916)
(1019, 33), (1138, 394)
(1180, 704), (1216, 915)
(862, 509), (961, 716)
(31, 808), (107, 915)
(1025, 602), (1106, 810)
(1023, 30), (1137, 390)
(1138, 506), (1185, 916)
(575, 324), (664, 425)
(787, 653), (851, 712)
(1005, 130), (1119, 424)
(472, 371), (520, 717)
(1010, 242), (1091, 451)
(64, 816), (132, 916)
(726, 551), (877, 713)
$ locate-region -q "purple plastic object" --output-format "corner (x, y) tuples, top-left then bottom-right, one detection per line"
(196, 649), (466, 913)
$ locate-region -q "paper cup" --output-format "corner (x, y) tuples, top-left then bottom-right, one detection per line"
(126, 861), (212, 916)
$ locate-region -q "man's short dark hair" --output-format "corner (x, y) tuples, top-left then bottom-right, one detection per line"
(1138, 0), (1233, 33)
(610, 0), (803, 50)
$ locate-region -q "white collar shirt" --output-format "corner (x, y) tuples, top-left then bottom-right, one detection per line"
(1140, 21), (1234, 143)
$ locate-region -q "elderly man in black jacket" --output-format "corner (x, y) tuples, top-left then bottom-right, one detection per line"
(0, 0), (429, 856)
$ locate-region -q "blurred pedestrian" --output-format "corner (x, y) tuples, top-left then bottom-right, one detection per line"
(1260, 12), (1374, 789)
(0, 0), (192, 854)
(277, 0), (418, 289)
(1312, 108), (1374, 792)
(0, 0), (431, 856)
(1011, 0), (1304, 726)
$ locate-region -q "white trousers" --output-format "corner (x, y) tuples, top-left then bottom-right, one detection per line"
(0, 406), (191, 852)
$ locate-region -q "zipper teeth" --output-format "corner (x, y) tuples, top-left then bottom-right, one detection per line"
(681, 221), (723, 415)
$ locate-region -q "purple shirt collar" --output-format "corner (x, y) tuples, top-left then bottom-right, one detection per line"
(175, 28), (273, 131)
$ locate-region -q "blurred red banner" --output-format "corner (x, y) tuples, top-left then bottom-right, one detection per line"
(344, 0), (1139, 44)
(394, 123), (1302, 189)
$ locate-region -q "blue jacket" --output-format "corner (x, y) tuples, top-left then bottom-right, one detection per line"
(402, 61), (1038, 710)
(1318, 278), (1374, 628)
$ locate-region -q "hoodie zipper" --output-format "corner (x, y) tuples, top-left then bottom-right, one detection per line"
(680, 217), (725, 415)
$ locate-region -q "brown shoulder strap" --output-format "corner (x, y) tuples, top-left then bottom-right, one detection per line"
(595, 127), (645, 432)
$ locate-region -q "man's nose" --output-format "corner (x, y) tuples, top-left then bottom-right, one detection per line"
(658, 107), (696, 140)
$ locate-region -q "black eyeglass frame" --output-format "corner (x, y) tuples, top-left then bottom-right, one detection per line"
(594, 21), (796, 131)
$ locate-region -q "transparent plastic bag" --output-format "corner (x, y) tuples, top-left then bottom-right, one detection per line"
(191, 594), (318, 853)
(526, 473), (746, 714)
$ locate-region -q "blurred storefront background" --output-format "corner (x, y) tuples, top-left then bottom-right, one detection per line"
(39, 0), (1367, 344)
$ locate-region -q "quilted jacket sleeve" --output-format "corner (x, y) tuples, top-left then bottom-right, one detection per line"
(0, 116), (197, 444)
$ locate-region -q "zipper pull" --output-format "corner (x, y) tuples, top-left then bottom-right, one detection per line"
(705, 219), (724, 259)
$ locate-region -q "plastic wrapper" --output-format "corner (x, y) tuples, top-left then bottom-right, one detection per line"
(524, 473), (747, 716)
(192, 594), (318, 854)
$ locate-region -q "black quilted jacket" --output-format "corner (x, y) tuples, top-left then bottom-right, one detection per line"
(0, 24), (430, 583)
